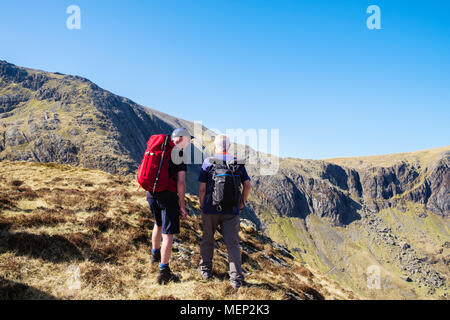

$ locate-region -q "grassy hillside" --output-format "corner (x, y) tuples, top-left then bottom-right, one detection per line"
(262, 211), (449, 299)
(0, 160), (355, 300)
(256, 147), (450, 299)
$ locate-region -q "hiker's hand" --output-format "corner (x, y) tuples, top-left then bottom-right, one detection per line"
(180, 207), (188, 221)
(239, 200), (245, 210)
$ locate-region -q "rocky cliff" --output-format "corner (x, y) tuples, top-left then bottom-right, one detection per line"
(245, 147), (449, 227)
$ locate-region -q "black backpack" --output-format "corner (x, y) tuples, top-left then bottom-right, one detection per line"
(208, 157), (245, 212)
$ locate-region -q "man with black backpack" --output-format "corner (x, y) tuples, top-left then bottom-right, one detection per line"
(137, 127), (193, 284)
(198, 134), (251, 289)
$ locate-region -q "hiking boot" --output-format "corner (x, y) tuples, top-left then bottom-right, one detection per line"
(151, 250), (161, 263)
(200, 270), (212, 280)
(157, 267), (180, 285)
(230, 279), (243, 290)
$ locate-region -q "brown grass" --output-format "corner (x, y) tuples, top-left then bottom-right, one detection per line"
(10, 180), (24, 187)
(0, 193), (16, 210)
(0, 160), (354, 300)
(0, 212), (67, 228)
(292, 264), (314, 279)
(85, 213), (112, 232)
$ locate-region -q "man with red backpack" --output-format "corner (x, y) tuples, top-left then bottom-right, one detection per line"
(137, 127), (193, 284)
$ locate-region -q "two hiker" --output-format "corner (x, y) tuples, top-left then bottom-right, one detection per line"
(138, 128), (251, 288)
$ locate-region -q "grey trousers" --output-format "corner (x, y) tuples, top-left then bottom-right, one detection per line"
(199, 213), (244, 282)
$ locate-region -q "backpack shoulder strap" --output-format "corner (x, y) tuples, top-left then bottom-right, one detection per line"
(226, 158), (245, 165)
(207, 157), (226, 165)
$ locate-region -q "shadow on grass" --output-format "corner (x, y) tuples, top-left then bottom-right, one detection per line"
(0, 225), (84, 263)
(0, 224), (129, 264)
(0, 277), (56, 300)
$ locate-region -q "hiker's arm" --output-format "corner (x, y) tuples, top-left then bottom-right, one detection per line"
(199, 182), (206, 210)
(177, 171), (187, 219)
(240, 180), (251, 209)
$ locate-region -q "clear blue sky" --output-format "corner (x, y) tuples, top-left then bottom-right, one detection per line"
(1, 0), (449, 159)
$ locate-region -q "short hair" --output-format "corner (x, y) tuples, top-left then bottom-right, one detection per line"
(214, 134), (230, 152)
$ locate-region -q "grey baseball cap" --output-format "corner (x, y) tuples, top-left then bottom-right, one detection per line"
(171, 127), (194, 139)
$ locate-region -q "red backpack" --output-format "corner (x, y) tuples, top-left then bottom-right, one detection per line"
(136, 134), (175, 193)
